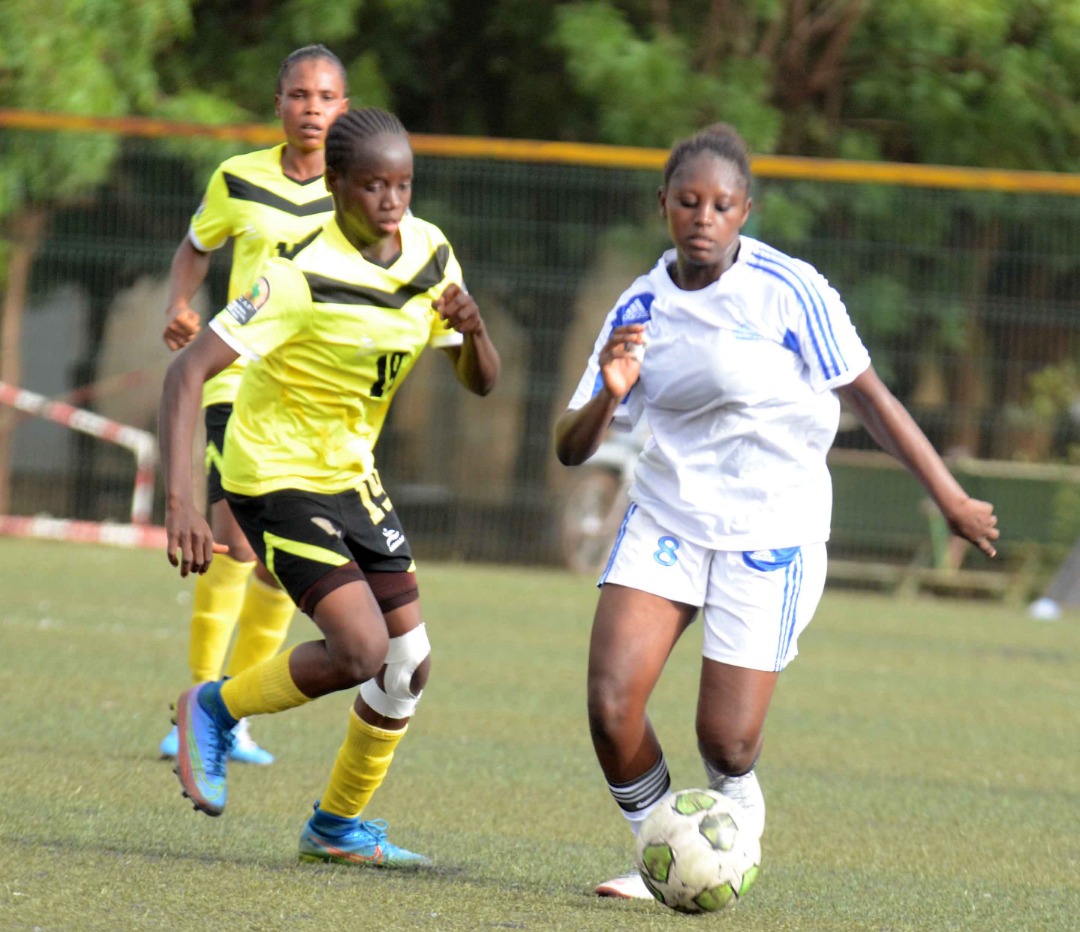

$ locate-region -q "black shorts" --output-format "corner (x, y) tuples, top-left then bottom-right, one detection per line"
(224, 470), (414, 612)
(204, 403), (232, 505)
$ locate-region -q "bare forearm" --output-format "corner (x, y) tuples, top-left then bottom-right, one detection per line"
(554, 390), (621, 466)
(159, 361), (204, 510)
(840, 373), (967, 512)
(454, 324), (500, 396)
(165, 238), (211, 315)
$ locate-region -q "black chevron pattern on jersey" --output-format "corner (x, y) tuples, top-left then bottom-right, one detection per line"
(304, 244), (450, 309)
(223, 173), (332, 216)
(276, 228), (323, 260)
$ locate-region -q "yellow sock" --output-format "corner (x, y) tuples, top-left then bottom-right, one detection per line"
(188, 553), (255, 683)
(219, 646), (310, 719)
(223, 575), (296, 677)
(318, 710), (406, 819)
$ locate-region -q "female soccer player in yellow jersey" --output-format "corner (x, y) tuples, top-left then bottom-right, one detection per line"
(159, 107), (500, 867)
(158, 45), (349, 765)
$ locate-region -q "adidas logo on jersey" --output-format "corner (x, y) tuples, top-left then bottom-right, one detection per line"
(382, 528), (406, 552)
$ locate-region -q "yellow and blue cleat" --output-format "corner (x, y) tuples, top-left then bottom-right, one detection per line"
(299, 806), (430, 869)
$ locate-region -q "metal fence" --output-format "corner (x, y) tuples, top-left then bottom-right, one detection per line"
(2, 112), (1080, 597)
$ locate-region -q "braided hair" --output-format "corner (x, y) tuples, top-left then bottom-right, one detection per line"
(663, 123), (752, 192)
(276, 44), (348, 95)
(325, 108), (410, 175)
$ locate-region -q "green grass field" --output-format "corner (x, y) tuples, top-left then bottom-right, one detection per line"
(1, 538), (1077, 931)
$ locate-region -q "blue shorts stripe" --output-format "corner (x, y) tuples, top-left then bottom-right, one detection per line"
(774, 550), (803, 670)
(598, 503), (637, 586)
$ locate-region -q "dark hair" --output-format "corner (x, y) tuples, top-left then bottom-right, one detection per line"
(662, 123), (752, 191)
(325, 108), (410, 174)
(277, 44), (348, 95)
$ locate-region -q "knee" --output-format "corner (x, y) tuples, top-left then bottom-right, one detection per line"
(359, 624), (431, 720)
(587, 675), (641, 744)
(326, 629), (389, 688)
(211, 514), (256, 563)
(408, 653), (431, 695)
(697, 727), (762, 777)
(224, 540), (257, 564)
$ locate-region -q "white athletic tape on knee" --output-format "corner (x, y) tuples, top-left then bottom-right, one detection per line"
(359, 624), (430, 719)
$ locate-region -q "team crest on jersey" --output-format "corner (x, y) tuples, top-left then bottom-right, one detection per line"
(224, 276), (270, 325)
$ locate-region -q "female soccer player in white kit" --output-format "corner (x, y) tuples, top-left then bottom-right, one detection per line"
(555, 123), (1000, 899)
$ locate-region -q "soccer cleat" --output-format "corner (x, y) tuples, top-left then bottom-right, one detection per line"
(298, 812), (431, 869)
(228, 718), (275, 765)
(160, 718), (272, 765)
(709, 770), (766, 840)
(173, 683), (234, 817)
(159, 725), (179, 759)
(595, 870), (654, 899)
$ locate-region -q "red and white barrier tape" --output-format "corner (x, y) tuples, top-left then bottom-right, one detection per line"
(0, 514), (166, 549)
(0, 380), (157, 524)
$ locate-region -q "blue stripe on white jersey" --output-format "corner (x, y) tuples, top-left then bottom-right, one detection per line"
(590, 291), (655, 398)
(747, 247), (847, 380)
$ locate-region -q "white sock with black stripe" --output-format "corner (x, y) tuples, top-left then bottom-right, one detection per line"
(607, 754), (671, 835)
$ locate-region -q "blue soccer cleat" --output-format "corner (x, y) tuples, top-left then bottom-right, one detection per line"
(160, 718), (272, 765)
(173, 683), (234, 817)
(298, 807), (431, 869)
(159, 725), (179, 759)
(227, 718), (275, 766)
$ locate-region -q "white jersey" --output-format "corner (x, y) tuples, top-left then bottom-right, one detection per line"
(566, 236), (871, 550)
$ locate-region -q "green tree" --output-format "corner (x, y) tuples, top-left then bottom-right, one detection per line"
(0, 0), (196, 511)
(550, 1), (1080, 456)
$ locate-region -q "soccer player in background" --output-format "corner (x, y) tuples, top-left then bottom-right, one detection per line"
(159, 107), (500, 866)
(158, 45), (349, 765)
(554, 123), (1000, 899)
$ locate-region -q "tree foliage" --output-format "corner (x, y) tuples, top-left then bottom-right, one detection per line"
(5, 0), (1080, 507)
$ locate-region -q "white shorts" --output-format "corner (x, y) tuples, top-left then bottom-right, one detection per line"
(598, 505), (827, 672)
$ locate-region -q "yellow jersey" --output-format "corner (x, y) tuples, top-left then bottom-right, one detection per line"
(208, 214), (465, 496)
(189, 144), (335, 407)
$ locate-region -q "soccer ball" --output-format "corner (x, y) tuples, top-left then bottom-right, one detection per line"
(634, 788), (761, 913)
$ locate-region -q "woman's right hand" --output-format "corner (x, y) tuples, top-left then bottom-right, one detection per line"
(598, 324), (647, 398)
(163, 306), (202, 351)
(165, 503), (217, 577)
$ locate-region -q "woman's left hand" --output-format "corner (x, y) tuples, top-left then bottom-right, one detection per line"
(435, 283), (484, 335)
(945, 497), (1000, 558)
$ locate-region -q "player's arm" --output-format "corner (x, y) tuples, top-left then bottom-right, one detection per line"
(163, 236), (212, 351)
(554, 323), (646, 466)
(434, 282), (500, 396)
(159, 328), (239, 575)
(835, 365), (999, 557)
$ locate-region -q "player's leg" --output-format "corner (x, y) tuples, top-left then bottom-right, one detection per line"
(695, 544), (828, 841)
(300, 591), (431, 868)
(173, 488), (381, 816)
(696, 662), (776, 840)
(160, 404), (254, 759)
(298, 475), (430, 867)
(588, 505), (707, 897)
(222, 559), (296, 764)
(590, 583), (696, 897)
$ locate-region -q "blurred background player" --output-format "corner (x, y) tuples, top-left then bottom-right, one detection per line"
(158, 44), (350, 764)
(159, 107), (500, 866)
(555, 123), (999, 899)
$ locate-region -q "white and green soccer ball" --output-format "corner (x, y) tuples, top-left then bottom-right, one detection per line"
(634, 788), (761, 913)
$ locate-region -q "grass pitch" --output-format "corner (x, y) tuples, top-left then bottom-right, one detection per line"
(0, 538), (1077, 931)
